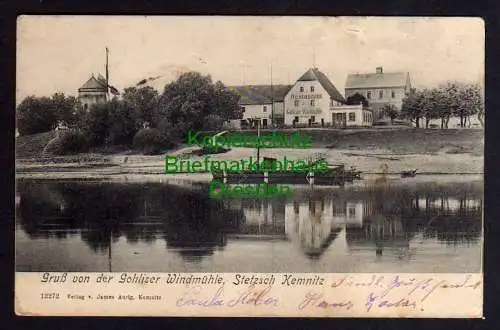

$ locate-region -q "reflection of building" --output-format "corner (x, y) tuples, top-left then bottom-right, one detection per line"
(231, 199), (287, 240)
(345, 215), (411, 258)
(332, 199), (371, 227)
(285, 199), (342, 259)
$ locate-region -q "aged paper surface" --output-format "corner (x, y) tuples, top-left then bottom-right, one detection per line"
(15, 16), (484, 317)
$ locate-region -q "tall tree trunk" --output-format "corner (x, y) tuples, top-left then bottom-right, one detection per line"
(425, 117), (430, 128)
(441, 117), (445, 129)
(415, 117), (420, 128)
(445, 115), (450, 129)
(478, 113), (484, 128)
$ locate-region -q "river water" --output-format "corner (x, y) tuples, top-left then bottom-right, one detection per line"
(15, 176), (483, 273)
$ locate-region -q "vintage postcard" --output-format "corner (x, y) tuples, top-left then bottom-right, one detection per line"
(15, 16), (484, 317)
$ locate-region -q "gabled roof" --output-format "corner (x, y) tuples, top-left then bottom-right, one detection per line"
(228, 85), (292, 105)
(297, 68), (345, 103)
(78, 75), (108, 92)
(345, 72), (409, 89)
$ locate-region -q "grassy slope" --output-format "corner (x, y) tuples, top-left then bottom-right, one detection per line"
(15, 128), (484, 159)
(222, 128), (484, 155)
(15, 131), (57, 159)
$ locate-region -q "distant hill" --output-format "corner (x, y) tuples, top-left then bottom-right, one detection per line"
(16, 131), (57, 159)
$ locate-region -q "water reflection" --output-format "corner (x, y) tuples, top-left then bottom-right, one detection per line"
(15, 179), (483, 272)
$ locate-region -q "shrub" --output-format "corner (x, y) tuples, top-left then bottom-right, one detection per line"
(17, 96), (57, 136)
(133, 128), (170, 155)
(43, 130), (89, 155)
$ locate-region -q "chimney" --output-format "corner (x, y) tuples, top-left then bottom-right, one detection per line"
(376, 67), (383, 74)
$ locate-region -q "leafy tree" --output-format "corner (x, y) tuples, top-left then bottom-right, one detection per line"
(476, 86), (485, 128)
(346, 93), (369, 107)
(401, 88), (424, 128)
(16, 96), (57, 135)
(82, 103), (110, 146)
(155, 72), (242, 139)
(51, 92), (78, 127)
(457, 83), (483, 128)
(122, 86), (159, 129)
(382, 104), (399, 124)
(107, 99), (137, 145)
(432, 86), (452, 129)
(420, 89), (441, 128)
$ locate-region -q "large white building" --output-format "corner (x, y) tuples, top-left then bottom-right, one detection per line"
(283, 68), (373, 127)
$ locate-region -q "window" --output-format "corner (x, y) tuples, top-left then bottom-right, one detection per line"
(300, 86), (304, 92)
(294, 100), (299, 107)
(310, 99), (315, 106)
(311, 116), (315, 122)
(348, 206), (356, 216)
(379, 90), (383, 99)
(367, 91), (371, 99)
(310, 86), (315, 92)
(263, 106), (267, 112)
(294, 116), (299, 122)
(391, 90), (395, 98)
(241, 106), (246, 112)
(349, 112), (356, 122)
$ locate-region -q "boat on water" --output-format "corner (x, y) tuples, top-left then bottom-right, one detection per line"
(211, 160), (361, 186)
(401, 169), (418, 178)
(210, 127), (362, 186)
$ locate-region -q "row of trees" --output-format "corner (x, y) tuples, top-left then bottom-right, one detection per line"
(400, 82), (484, 128)
(16, 93), (79, 136)
(17, 72), (244, 154)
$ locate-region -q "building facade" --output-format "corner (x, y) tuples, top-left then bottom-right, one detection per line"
(283, 68), (373, 127)
(330, 105), (373, 127)
(228, 84), (292, 128)
(229, 68), (375, 129)
(78, 74), (109, 111)
(345, 67), (411, 121)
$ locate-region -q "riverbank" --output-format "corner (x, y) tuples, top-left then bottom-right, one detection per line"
(16, 147), (483, 180)
(16, 128), (483, 180)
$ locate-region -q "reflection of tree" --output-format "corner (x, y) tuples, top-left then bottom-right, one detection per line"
(345, 182), (483, 253)
(16, 181), (245, 261)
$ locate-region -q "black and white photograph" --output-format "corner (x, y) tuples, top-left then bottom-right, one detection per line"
(15, 16), (483, 277)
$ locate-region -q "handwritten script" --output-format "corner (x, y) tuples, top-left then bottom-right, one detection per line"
(176, 284), (279, 308)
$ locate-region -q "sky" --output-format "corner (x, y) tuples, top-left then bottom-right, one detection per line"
(16, 16), (484, 103)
